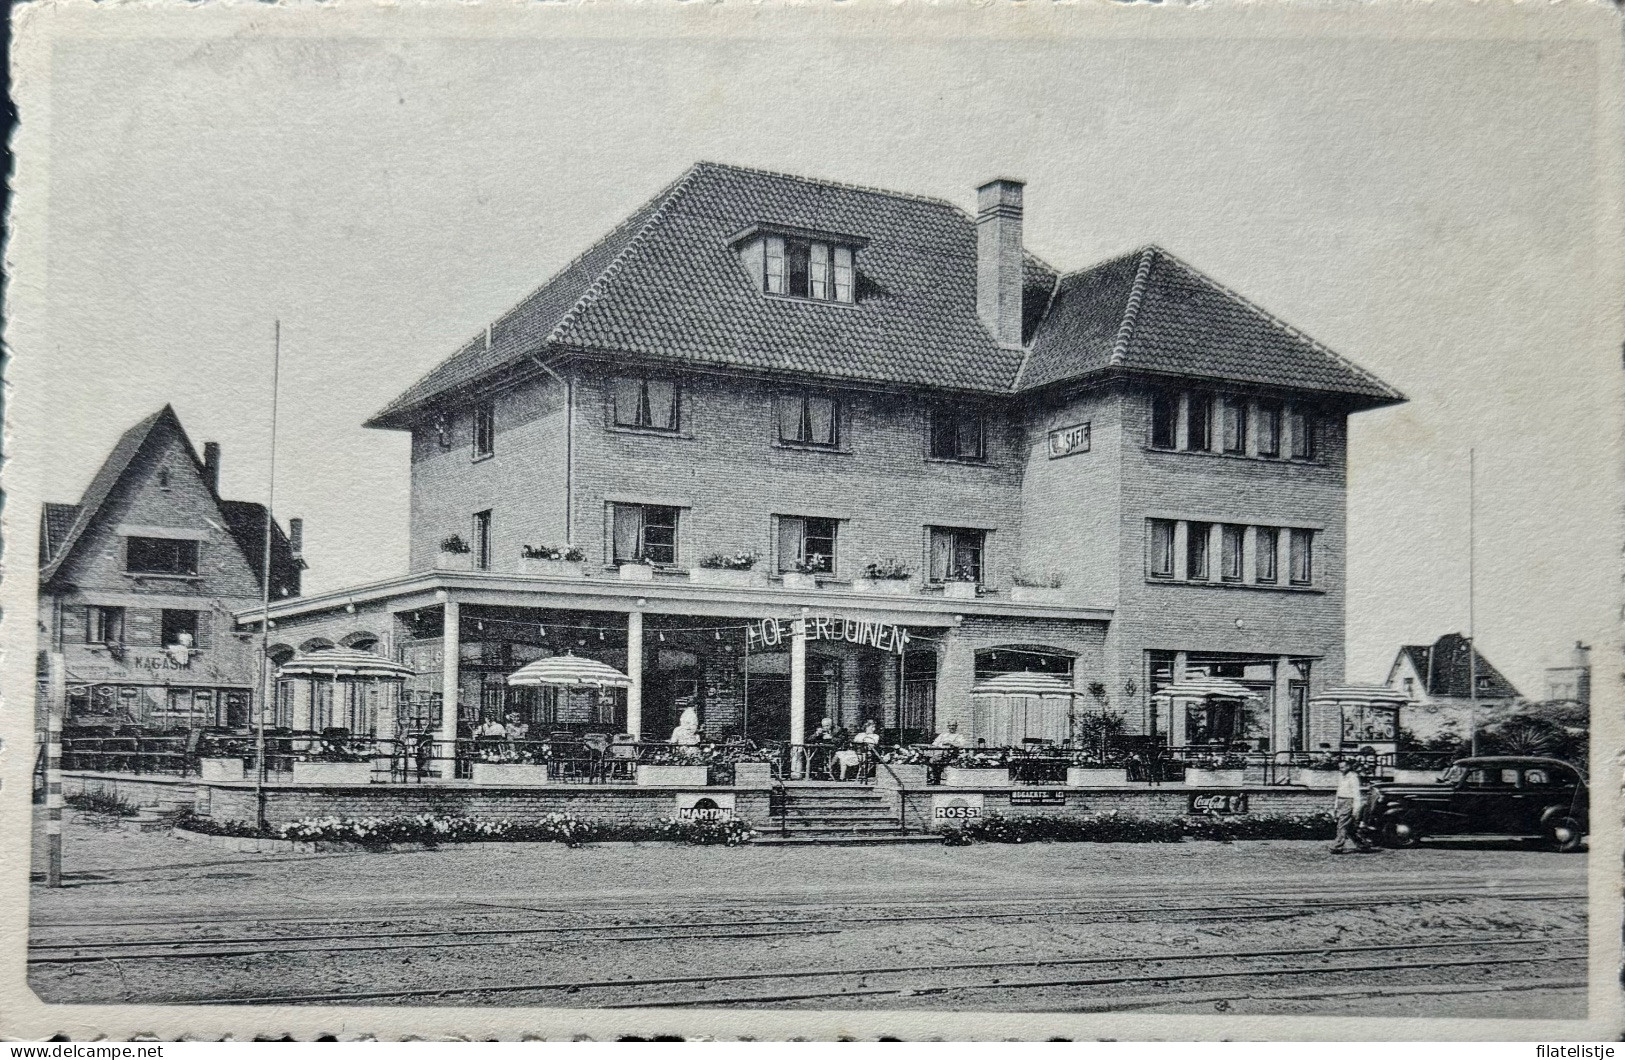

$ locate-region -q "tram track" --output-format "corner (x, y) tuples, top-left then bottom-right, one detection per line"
(172, 934), (1583, 1007)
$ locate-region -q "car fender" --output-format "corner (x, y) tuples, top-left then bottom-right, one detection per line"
(1539, 802), (1586, 830)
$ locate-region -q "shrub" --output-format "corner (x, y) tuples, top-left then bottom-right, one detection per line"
(698, 550), (758, 571)
(65, 790), (140, 817)
(265, 812), (758, 849)
(521, 544), (586, 562)
(439, 534), (471, 555)
(860, 558), (913, 580)
(940, 811), (1338, 845)
(1180, 812), (1336, 841)
(662, 816), (758, 846)
(175, 813), (268, 838)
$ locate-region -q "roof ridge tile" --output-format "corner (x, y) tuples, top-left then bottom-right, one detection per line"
(1109, 246), (1158, 367)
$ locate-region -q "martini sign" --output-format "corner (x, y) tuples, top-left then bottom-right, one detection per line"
(744, 615), (912, 656)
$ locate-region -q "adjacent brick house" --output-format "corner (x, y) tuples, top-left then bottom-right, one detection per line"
(251, 162), (1402, 755)
(39, 405), (303, 729)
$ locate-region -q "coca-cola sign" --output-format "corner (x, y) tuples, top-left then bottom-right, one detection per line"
(1188, 793), (1249, 816)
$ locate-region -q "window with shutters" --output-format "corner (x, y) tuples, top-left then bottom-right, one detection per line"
(928, 405), (986, 462)
(611, 376), (680, 432)
(127, 536), (199, 575)
(927, 527), (986, 584)
(777, 393), (839, 448)
(86, 606), (125, 644)
(612, 504), (680, 566)
(777, 516), (838, 574)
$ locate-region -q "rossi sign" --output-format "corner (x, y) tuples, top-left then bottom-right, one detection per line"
(932, 794), (985, 822)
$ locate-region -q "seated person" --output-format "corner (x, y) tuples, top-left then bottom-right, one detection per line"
(474, 716), (506, 758)
(932, 721), (969, 749)
(805, 716), (845, 779)
(669, 706), (702, 752)
(838, 719), (881, 781)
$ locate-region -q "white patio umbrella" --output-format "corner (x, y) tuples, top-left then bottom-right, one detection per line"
(1307, 684), (1411, 708)
(971, 672), (1075, 745)
(1151, 677), (1262, 702)
(278, 647), (415, 679)
(506, 652), (632, 689)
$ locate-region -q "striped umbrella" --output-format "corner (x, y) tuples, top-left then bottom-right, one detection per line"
(1309, 684), (1411, 708)
(971, 672), (1075, 698)
(507, 652), (632, 689)
(278, 647), (415, 679)
(1151, 678), (1261, 702)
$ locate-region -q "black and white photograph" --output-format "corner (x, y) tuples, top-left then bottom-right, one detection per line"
(5, 1), (1622, 1042)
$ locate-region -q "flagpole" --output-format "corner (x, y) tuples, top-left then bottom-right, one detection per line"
(254, 320), (282, 832)
(1468, 447), (1478, 757)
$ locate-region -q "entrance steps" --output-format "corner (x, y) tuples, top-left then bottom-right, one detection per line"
(756, 781), (935, 845)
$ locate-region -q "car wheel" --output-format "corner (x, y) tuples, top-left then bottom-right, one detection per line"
(1380, 818), (1421, 849)
(1543, 816), (1585, 853)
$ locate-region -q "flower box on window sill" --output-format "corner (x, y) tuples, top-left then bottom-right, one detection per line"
(435, 552), (473, 573)
(1183, 768), (1245, 788)
(852, 577), (915, 597)
(689, 567), (764, 589)
(781, 572), (820, 591)
(1011, 586), (1067, 605)
(522, 557), (586, 579)
(942, 581), (979, 601)
(617, 563), (656, 583)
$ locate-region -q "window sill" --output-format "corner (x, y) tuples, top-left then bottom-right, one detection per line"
(773, 441), (851, 455)
(607, 425), (693, 440)
(471, 452), (495, 464)
(1143, 446), (1324, 468)
(1144, 577), (1324, 595)
(924, 455), (994, 468)
(123, 571), (203, 582)
(762, 293), (859, 310)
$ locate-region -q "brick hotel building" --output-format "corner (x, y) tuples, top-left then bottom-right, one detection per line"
(249, 162), (1403, 757)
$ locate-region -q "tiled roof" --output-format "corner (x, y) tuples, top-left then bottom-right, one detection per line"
(369, 163), (1401, 428)
(1022, 246), (1404, 403)
(40, 503), (81, 564)
(219, 500), (303, 600)
(40, 407), (172, 584)
(1398, 633), (1522, 700)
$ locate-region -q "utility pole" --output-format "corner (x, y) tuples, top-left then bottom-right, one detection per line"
(1468, 448), (1479, 757)
(254, 320), (283, 832)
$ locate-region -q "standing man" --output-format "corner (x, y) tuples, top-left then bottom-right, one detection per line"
(1329, 759), (1374, 854)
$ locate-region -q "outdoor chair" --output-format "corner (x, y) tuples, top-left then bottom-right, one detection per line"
(606, 734), (638, 783)
(581, 732), (611, 783)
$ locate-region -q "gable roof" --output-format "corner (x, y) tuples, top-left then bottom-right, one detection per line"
(39, 405), (301, 597)
(1392, 633), (1522, 700)
(369, 162), (1402, 429)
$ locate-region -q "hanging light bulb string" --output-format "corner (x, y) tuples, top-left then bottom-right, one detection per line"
(431, 612), (943, 646)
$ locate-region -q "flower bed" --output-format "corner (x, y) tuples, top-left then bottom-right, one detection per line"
(176, 812), (762, 849)
(940, 811), (1338, 845)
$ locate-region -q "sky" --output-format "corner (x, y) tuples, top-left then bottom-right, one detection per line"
(13, 7), (1622, 697)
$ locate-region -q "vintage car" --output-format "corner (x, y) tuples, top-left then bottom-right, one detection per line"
(1359, 755), (1587, 852)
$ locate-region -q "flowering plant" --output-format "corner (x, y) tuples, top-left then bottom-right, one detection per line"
(791, 554), (830, 575)
(439, 534), (472, 555)
(1191, 753), (1249, 771)
(945, 563), (979, 583)
(661, 815), (758, 846)
(860, 558), (913, 580)
(522, 544), (586, 561)
(698, 550), (759, 571)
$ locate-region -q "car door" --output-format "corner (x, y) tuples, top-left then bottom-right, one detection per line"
(1447, 766), (1518, 834)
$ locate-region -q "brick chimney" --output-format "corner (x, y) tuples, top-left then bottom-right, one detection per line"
(202, 442), (221, 493)
(976, 178), (1026, 346)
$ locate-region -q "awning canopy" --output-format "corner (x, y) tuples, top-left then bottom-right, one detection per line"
(278, 647), (415, 680)
(1151, 678), (1261, 702)
(507, 652), (632, 689)
(972, 672), (1075, 698)
(1309, 684), (1411, 708)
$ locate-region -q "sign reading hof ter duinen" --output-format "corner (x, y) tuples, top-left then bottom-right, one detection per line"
(745, 615), (911, 655)
(1188, 793), (1250, 816)
(1046, 421), (1091, 459)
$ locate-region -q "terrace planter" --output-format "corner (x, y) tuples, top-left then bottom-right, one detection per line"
(521, 557), (586, 578)
(875, 762), (930, 788)
(617, 563), (655, 583)
(199, 758), (244, 783)
(731, 761), (774, 788)
(1291, 769), (1342, 789)
(1392, 768), (1446, 785)
(852, 577), (915, 596)
(471, 762), (552, 786)
(636, 764), (709, 787)
(688, 567), (763, 589)
(941, 766), (1009, 787)
(1183, 768), (1246, 788)
(942, 581), (979, 601)
(1011, 586), (1067, 605)
(435, 552), (473, 572)
(291, 760), (374, 785)
(1067, 766), (1131, 788)
(781, 572), (819, 591)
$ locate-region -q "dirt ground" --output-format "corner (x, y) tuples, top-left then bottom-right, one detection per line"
(28, 812), (1589, 1021)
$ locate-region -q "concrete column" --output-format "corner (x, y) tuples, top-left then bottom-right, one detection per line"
(438, 597), (460, 776)
(789, 618), (807, 776)
(626, 610), (643, 739)
(1274, 654), (1294, 753)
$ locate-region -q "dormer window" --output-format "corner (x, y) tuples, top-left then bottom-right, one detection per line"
(765, 237), (854, 303)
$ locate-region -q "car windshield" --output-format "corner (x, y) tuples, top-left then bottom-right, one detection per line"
(1441, 765), (1467, 784)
